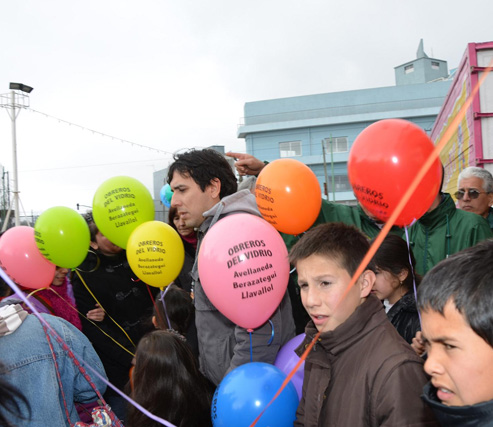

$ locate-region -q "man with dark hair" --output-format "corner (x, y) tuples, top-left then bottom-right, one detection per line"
(289, 222), (436, 426)
(168, 148), (295, 385)
(417, 239), (493, 425)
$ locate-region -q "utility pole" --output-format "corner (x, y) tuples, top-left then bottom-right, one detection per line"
(0, 83), (33, 231)
(322, 139), (329, 200)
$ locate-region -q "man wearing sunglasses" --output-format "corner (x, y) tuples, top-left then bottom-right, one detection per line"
(457, 167), (493, 231)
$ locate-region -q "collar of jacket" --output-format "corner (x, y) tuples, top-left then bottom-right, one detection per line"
(295, 295), (386, 362)
(199, 189), (261, 234)
(387, 290), (418, 319)
(0, 304), (27, 336)
(415, 193), (456, 229)
(422, 382), (493, 427)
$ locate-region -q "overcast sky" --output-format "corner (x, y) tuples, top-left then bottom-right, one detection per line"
(1, 0), (492, 216)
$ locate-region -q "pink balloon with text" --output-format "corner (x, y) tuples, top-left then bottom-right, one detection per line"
(198, 214), (289, 330)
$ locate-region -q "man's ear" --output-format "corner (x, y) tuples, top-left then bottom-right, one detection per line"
(208, 178), (222, 200)
(90, 241), (98, 250)
(152, 316), (158, 328)
(359, 270), (376, 298)
(488, 192), (493, 208)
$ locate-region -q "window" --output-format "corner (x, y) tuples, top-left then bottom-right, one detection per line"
(404, 64), (414, 74)
(326, 175), (352, 192)
(431, 61), (440, 70)
(324, 137), (348, 153)
(279, 141), (302, 157)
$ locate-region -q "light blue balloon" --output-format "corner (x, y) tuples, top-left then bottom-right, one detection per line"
(212, 362), (299, 427)
(160, 184), (173, 208)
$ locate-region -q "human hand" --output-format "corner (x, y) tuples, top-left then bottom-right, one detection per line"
(226, 152), (265, 176)
(411, 331), (426, 356)
(87, 305), (105, 322)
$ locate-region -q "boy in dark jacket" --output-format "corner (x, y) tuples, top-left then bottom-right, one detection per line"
(417, 239), (493, 426)
(290, 223), (437, 426)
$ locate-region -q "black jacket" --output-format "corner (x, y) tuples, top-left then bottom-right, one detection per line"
(72, 250), (157, 390)
(422, 382), (493, 426)
(387, 290), (421, 345)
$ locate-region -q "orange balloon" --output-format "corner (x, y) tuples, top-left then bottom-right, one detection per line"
(256, 159), (322, 235)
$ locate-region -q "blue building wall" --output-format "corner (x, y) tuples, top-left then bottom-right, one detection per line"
(237, 80), (452, 204)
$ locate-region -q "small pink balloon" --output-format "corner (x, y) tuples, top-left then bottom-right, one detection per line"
(198, 214), (289, 330)
(0, 226), (56, 290)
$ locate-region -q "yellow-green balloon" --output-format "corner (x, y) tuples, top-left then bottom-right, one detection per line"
(92, 176), (155, 249)
(126, 221), (185, 287)
(34, 206), (91, 268)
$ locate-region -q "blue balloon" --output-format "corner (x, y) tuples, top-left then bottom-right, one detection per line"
(160, 184), (173, 208)
(212, 362), (299, 427)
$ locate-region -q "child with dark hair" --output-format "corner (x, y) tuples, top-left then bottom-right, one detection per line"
(152, 284), (192, 335)
(152, 284), (198, 359)
(168, 206), (196, 294)
(371, 234), (422, 344)
(126, 330), (213, 427)
(417, 239), (493, 425)
(290, 222), (437, 426)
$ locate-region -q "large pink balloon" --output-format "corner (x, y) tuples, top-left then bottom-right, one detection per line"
(198, 214), (289, 330)
(0, 226), (56, 289)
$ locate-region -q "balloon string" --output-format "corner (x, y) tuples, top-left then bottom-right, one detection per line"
(0, 267), (177, 427)
(75, 269), (136, 348)
(335, 58), (493, 311)
(267, 320), (274, 345)
(249, 59), (493, 427)
(248, 329), (253, 362)
(44, 286), (136, 357)
(404, 225), (421, 327)
(159, 285), (173, 329)
(249, 330), (321, 427)
(146, 282), (166, 329)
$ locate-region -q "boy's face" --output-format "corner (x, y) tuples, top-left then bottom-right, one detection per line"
(170, 172), (220, 230)
(422, 300), (493, 407)
(296, 254), (373, 333)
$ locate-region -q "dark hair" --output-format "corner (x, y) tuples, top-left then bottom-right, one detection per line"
(83, 211), (98, 243)
(127, 330), (212, 427)
(417, 239), (493, 347)
(168, 206), (178, 231)
(371, 234), (421, 292)
(0, 363), (31, 426)
(289, 222), (375, 276)
(167, 149), (237, 199)
(153, 284), (193, 334)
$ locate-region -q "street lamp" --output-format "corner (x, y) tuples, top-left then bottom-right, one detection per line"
(0, 82), (33, 231)
(9, 83), (33, 93)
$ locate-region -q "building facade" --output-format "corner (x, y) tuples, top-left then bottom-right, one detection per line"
(237, 40), (452, 204)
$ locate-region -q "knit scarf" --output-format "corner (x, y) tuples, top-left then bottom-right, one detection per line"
(26, 278), (82, 330)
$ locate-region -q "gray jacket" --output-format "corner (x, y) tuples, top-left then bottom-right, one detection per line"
(191, 190), (296, 385)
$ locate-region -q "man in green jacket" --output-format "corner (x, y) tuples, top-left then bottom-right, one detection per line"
(409, 190), (492, 276)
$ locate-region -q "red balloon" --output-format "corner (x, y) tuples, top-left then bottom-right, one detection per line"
(348, 119), (442, 226)
(0, 226), (56, 289)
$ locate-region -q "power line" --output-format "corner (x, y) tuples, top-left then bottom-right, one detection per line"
(27, 108), (175, 155)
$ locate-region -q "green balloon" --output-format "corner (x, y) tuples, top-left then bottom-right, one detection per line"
(34, 206), (91, 269)
(92, 176), (155, 249)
